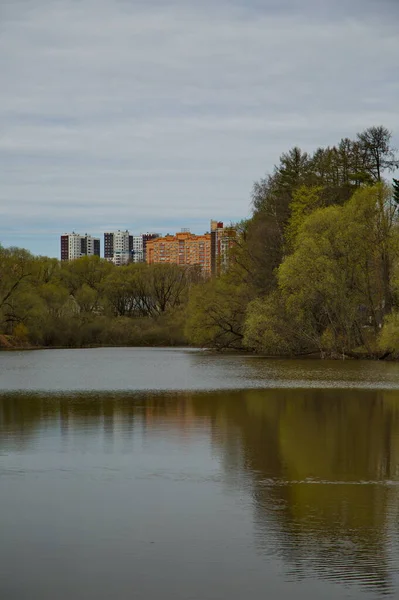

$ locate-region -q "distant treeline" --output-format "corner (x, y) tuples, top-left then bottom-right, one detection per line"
(0, 256), (201, 347)
(2, 125), (399, 357)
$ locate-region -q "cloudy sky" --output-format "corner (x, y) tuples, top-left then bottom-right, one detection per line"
(1, 0), (399, 257)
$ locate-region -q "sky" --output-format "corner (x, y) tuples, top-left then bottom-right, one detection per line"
(1, 0), (399, 258)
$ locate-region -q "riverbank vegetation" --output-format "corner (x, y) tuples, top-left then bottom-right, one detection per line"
(2, 125), (399, 357)
(187, 125), (399, 358)
(0, 254), (200, 347)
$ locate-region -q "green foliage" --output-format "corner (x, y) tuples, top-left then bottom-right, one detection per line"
(2, 125), (399, 358)
(185, 278), (248, 350)
(285, 185), (324, 248)
(13, 323), (29, 342)
(38, 283), (70, 317)
(244, 293), (304, 355)
(0, 254), (195, 348)
(378, 312), (399, 357)
(244, 182), (399, 357)
(230, 214), (283, 294)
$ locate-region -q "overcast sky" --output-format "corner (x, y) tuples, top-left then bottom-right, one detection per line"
(1, 0), (399, 257)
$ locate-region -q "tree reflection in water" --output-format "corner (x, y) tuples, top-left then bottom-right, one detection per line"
(1, 388), (399, 596)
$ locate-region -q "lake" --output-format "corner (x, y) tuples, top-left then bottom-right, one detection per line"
(1, 348), (399, 599)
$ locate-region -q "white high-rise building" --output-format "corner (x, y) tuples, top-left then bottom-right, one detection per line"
(61, 233), (100, 261)
(131, 235), (144, 262)
(104, 230), (131, 265)
(103, 230), (160, 265)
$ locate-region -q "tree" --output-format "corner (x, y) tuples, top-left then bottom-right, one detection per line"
(244, 292), (305, 355)
(393, 178), (399, 206)
(60, 255), (112, 295)
(357, 126), (399, 182)
(277, 204), (365, 356)
(285, 185), (324, 249)
(244, 183), (398, 357)
(102, 266), (148, 317)
(252, 148), (312, 230)
(246, 149), (312, 292)
(37, 283), (70, 318)
(0, 247), (35, 332)
(279, 184), (398, 355)
(378, 312), (399, 357)
(311, 139), (372, 202)
(147, 264), (190, 314)
(232, 214), (284, 294)
(277, 146), (311, 191)
(32, 256), (61, 285)
(185, 278), (248, 350)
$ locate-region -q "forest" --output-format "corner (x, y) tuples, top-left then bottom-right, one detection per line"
(2, 125), (399, 358)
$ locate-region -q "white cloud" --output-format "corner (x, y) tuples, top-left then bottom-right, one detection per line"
(1, 0), (399, 255)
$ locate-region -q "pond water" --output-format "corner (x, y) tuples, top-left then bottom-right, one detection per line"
(1, 348), (399, 599)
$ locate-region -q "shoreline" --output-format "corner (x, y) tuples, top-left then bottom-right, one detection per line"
(0, 340), (395, 360)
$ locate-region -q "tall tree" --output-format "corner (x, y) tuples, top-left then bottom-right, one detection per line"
(285, 185), (324, 249)
(0, 247), (34, 332)
(357, 126), (399, 182)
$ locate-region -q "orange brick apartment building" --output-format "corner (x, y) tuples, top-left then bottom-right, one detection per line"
(146, 222), (236, 276)
(146, 231), (212, 275)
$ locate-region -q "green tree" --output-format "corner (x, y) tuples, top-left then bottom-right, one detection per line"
(102, 266), (142, 317)
(146, 264), (190, 314)
(0, 246), (35, 333)
(37, 283), (70, 318)
(285, 185), (324, 248)
(244, 292), (305, 355)
(60, 255), (112, 295)
(185, 278), (248, 350)
(246, 184), (398, 357)
(278, 203), (364, 356)
(378, 312), (399, 357)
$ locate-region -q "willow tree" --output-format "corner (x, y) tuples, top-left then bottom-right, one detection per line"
(245, 184), (399, 357)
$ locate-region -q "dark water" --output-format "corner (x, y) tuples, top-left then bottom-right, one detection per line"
(2, 349), (399, 599)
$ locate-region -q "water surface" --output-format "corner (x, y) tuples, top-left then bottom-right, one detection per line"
(1, 349), (399, 599)
(2, 347), (399, 391)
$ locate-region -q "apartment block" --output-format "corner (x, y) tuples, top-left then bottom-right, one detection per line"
(142, 233), (160, 262)
(146, 230), (212, 275)
(127, 233), (161, 263)
(60, 232), (100, 261)
(104, 230), (131, 265)
(130, 235), (144, 263)
(210, 220), (236, 276)
(103, 231), (160, 264)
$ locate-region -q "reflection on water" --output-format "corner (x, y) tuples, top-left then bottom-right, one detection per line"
(3, 347), (399, 391)
(1, 388), (399, 599)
